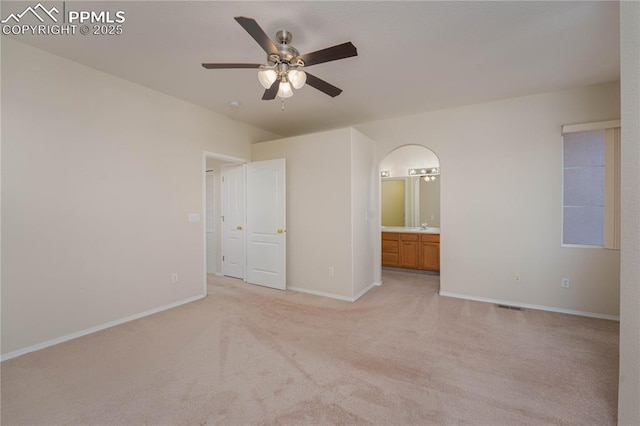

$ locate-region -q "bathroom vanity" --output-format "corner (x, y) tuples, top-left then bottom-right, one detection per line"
(382, 227), (440, 272)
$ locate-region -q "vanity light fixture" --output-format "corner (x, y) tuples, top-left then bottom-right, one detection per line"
(408, 167), (440, 176)
(380, 170), (390, 178)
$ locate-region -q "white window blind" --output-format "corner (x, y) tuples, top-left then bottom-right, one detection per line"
(562, 120), (620, 249)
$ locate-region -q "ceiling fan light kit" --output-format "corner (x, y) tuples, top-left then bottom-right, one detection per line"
(288, 69), (307, 89)
(258, 64), (306, 97)
(277, 79), (294, 99)
(202, 16), (357, 102)
(257, 69), (277, 88)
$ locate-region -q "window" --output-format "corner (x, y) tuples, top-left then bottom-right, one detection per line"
(562, 120), (620, 248)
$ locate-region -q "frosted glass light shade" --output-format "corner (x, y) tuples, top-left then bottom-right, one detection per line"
(258, 69), (277, 89)
(277, 81), (293, 98)
(288, 70), (306, 89)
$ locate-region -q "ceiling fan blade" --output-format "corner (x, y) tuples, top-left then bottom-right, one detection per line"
(234, 16), (279, 56)
(297, 42), (357, 67)
(262, 79), (279, 100)
(305, 73), (343, 97)
(201, 63), (263, 69)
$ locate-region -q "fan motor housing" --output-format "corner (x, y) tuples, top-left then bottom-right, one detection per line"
(268, 43), (300, 65)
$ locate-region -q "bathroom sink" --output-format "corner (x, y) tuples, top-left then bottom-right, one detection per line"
(381, 226), (440, 234)
(422, 227), (441, 232)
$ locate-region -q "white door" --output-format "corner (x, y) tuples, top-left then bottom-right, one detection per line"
(246, 159), (286, 290)
(205, 171), (216, 273)
(221, 164), (245, 279)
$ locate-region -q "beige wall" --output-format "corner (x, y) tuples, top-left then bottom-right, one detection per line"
(618, 2), (640, 423)
(350, 128), (376, 297)
(379, 145), (439, 178)
(356, 81), (621, 318)
(1, 39), (276, 357)
(251, 128), (376, 300)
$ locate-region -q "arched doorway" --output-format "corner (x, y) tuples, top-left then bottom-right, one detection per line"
(379, 145), (441, 276)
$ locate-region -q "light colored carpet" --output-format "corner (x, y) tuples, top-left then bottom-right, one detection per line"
(1, 270), (619, 425)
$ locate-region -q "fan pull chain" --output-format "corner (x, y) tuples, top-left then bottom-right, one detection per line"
(281, 97), (285, 111)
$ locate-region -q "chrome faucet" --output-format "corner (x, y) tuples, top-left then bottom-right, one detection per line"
(420, 223), (428, 230)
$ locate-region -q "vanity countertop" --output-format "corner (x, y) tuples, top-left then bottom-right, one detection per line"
(382, 226), (440, 234)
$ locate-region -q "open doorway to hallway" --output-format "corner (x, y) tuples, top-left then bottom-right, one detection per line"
(203, 152), (247, 295)
(203, 152), (287, 295)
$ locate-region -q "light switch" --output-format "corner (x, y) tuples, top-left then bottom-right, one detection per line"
(188, 213), (200, 223)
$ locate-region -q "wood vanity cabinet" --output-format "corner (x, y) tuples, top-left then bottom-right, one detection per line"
(420, 234), (440, 271)
(382, 233), (400, 267)
(399, 233), (420, 269)
(382, 232), (440, 271)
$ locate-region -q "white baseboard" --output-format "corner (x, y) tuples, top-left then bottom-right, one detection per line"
(353, 281), (380, 301)
(438, 291), (620, 321)
(288, 286), (354, 302)
(289, 281), (380, 303)
(1, 294), (206, 362)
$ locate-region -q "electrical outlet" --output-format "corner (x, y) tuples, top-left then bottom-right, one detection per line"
(514, 272), (521, 283)
(561, 278), (570, 288)
(328, 267), (335, 277)
(172, 273), (178, 283)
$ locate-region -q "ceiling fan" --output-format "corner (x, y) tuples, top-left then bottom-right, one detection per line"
(202, 17), (358, 100)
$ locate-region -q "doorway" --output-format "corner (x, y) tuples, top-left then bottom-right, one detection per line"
(203, 152), (247, 295)
(379, 145), (441, 276)
(202, 152), (287, 295)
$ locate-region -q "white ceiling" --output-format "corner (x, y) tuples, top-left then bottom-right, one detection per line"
(6, 1), (620, 137)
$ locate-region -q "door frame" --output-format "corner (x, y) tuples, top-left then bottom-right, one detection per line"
(377, 144), (442, 285)
(202, 151), (248, 296)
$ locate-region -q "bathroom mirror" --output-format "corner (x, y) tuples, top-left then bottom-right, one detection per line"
(380, 145), (440, 228)
(381, 176), (440, 227)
